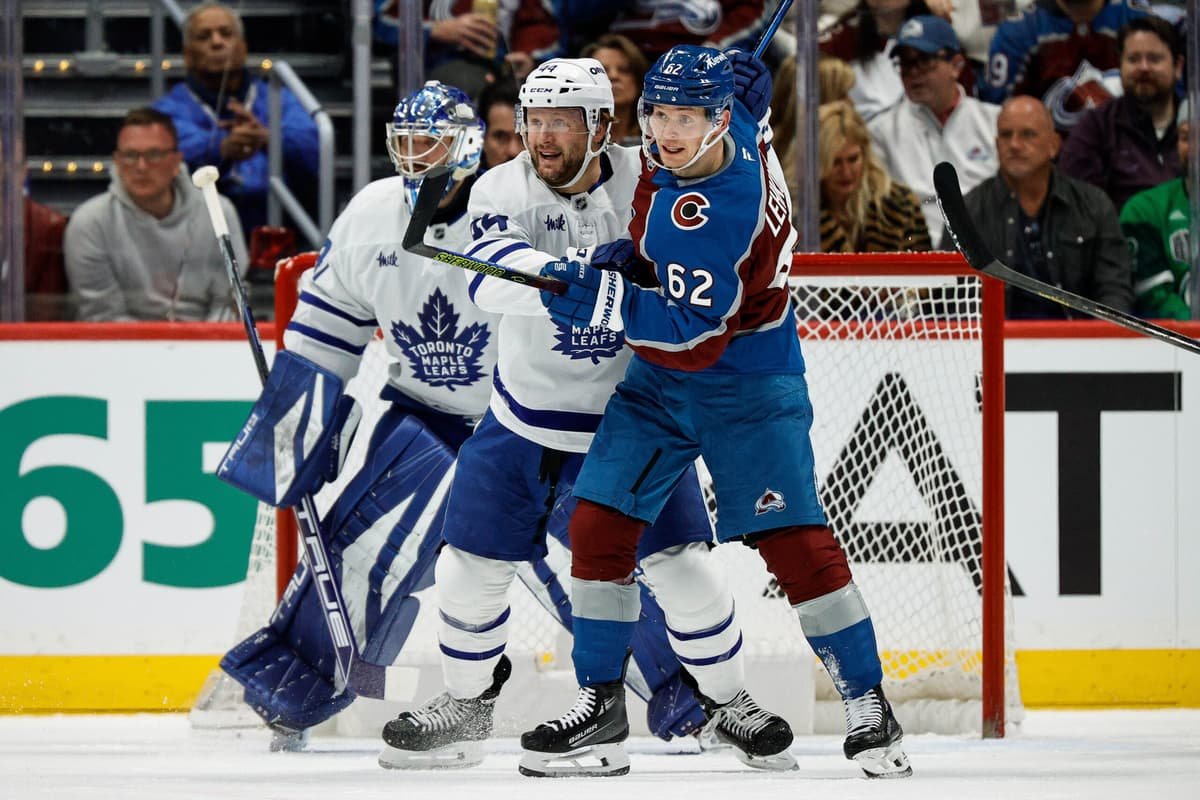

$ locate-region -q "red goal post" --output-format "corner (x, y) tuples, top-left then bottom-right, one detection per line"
(262, 250), (1012, 737)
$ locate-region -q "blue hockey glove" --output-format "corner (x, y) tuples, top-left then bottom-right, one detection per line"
(592, 239), (659, 288)
(726, 48), (772, 121)
(539, 259), (625, 331)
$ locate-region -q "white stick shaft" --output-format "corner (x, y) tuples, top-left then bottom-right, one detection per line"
(197, 180), (230, 239)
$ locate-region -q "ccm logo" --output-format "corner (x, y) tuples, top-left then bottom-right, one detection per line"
(671, 192), (709, 230)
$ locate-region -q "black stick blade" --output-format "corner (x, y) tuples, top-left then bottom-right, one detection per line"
(933, 161), (994, 271)
(403, 166), (452, 252)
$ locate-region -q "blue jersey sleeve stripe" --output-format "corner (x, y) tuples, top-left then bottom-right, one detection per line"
(285, 322), (368, 356)
(297, 291), (376, 327)
(468, 273), (486, 301)
(490, 241), (533, 261)
(493, 372), (604, 433)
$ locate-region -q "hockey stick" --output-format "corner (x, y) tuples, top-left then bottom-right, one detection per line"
(403, 166), (568, 294)
(933, 161), (1200, 357)
(402, 2), (793, 291)
(753, 0), (792, 59)
(192, 166), (411, 701)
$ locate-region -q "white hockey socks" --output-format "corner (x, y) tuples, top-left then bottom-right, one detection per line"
(434, 545), (518, 699)
(640, 542), (745, 704)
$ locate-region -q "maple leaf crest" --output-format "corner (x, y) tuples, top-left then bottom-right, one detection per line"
(549, 320), (624, 364)
(389, 290), (491, 390)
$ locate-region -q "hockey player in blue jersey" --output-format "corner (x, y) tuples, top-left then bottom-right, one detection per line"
(382, 57), (795, 778)
(525, 46), (913, 778)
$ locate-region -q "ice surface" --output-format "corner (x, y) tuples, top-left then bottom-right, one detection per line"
(2, 710), (1198, 800)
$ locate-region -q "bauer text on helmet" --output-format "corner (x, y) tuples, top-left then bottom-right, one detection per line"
(638, 46), (734, 175)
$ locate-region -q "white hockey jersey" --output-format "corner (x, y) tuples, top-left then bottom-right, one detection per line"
(284, 176), (500, 419)
(465, 146), (641, 452)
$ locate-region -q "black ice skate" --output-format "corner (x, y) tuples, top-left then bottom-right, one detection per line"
(842, 684), (912, 778)
(378, 654), (511, 770)
(684, 671), (796, 771)
(518, 679), (630, 778)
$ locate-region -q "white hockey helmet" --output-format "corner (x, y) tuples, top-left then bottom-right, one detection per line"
(516, 58), (614, 189)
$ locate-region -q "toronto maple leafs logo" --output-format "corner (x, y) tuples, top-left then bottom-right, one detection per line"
(550, 320), (623, 364)
(390, 289), (491, 390)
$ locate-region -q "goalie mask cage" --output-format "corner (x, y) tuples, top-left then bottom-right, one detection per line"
(191, 252), (1017, 739)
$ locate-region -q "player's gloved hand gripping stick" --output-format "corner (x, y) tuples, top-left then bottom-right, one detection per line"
(192, 165), (418, 701)
(934, 161), (1200, 357)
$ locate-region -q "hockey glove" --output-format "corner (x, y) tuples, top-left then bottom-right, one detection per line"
(726, 48), (772, 122)
(539, 259), (625, 332)
(592, 238), (659, 288)
(218, 350), (361, 507)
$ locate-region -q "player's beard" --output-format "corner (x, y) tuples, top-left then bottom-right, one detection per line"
(531, 140), (586, 188)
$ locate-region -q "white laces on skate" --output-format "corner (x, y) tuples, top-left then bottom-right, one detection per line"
(843, 689), (884, 737)
(407, 692), (470, 732)
(545, 686), (598, 731)
(712, 691), (776, 739)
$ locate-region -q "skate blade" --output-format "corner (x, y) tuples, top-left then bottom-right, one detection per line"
(268, 728), (309, 753)
(852, 740), (912, 779)
(378, 741), (484, 770)
(518, 743), (630, 778)
(732, 747), (798, 772)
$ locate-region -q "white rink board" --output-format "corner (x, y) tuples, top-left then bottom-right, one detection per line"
(1, 334), (1199, 656)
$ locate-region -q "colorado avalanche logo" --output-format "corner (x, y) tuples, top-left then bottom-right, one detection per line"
(390, 289), (490, 390)
(754, 488), (787, 516)
(671, 192), (710, 230)
(550, 320), (624, 364)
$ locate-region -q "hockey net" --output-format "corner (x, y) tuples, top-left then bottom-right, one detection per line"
(191, 252), (1020, 738)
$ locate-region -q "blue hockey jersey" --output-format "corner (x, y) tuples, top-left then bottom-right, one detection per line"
(623, 102), (801, 375)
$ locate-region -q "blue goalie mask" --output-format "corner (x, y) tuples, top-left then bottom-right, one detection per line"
(638, 45), (734, 173)
(387, 81), (485, 210)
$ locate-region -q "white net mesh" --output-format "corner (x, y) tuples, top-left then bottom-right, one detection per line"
(192, 258), (1019, 737)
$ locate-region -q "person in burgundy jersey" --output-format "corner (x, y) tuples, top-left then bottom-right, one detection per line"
(980, 0), (1150, 131)
(526, 44), (913, 780)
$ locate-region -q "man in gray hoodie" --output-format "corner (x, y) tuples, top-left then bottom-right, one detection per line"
(64, 107), (247, 321)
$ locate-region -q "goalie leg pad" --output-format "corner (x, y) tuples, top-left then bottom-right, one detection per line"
(639, 542), (745, 705)
(221, 412), (456, 730)
(218, 350), (361, 507)
(220, 564), (356, 732)
(435, 544), (519, 699)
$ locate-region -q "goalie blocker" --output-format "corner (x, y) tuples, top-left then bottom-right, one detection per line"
(218, 350), (362, 507)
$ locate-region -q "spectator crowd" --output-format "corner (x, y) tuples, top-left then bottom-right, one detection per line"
(20, 0), (1197, 323)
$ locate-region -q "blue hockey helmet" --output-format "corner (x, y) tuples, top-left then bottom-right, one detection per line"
(387, 81), (485, 209)
(638, 46), (734, 173)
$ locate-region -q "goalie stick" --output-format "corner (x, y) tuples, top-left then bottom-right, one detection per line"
(402, 0), (794, 288)
(933, 161), (1200, 357)
(192, 166), (410, 702)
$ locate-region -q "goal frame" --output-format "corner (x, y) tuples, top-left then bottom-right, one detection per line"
(268, 250), (1009, 737)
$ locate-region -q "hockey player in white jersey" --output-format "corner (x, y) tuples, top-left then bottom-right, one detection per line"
(216, 82), (504, 750)
(379, 59), (794, 777)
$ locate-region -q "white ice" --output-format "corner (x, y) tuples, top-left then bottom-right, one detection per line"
(2, 710), (1198, 800)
